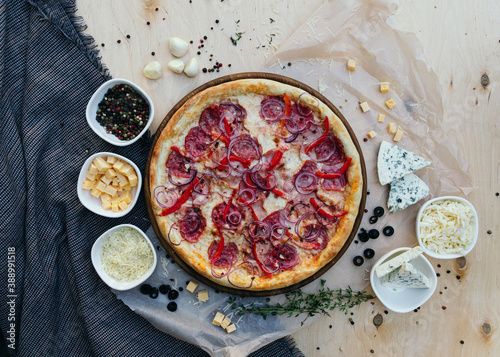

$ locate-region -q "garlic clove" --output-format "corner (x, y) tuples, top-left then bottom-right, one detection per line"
(167, 59), (185, 74)
(169, 37), (189, 58)
(184, 58), (199, 78)
(143, 61), (162, 79)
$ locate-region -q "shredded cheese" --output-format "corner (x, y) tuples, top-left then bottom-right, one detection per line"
(419, 200), (475, 255)
(101, 227), (154, 281)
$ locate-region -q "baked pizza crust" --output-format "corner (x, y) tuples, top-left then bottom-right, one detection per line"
(149, 79), (363, 291)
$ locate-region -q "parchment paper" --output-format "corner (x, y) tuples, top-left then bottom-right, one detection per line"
(115, 0), (473, 356)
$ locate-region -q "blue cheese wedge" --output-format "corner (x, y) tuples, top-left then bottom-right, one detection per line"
(388, 174), (429, 213)
(375, 246), (423, 278)
(377, 141), (431, 186)
(382, 262), (430, 288)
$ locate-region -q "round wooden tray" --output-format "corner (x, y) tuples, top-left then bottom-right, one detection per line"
(144, 72), (367, 297)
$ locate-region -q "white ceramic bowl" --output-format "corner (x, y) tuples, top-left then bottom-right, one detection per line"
(370, 247), (437, 313)
(91, 224), (157, 291)
(416, 196), (479, 259)
(77, 152), (142, 218)
(86, 78), (154, 146)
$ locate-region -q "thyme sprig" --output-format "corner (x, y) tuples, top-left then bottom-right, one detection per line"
(229, 280), (374, 325)
(230, 32), (245, 46)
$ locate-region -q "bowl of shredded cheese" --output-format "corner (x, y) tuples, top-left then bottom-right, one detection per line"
(416, 196), (478, 259)
(92, 224), (157, 290)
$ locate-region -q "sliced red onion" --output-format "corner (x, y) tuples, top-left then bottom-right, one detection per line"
(179, 213), (203, 235)
(295, 102), (312, 117)
(294, 172), (318, 194)
(211, 258), (233, 279)
(154, 186), (178, 209)
(249, 171), (277, 191)
(260, 97), (286, 122)
(227, 135), (262, 172)
(226, 210), (242, 227)
(167, 222), (181, 246)
(284, 132), (299, 143)
(248, 221), (271, 240)
(271, 223), (286, 241)
(168, 168), (197, 186)
(227, 261), (256, 288)
(277, 243), (299, 270)
(236, 188), (256, 206)
(261, 253), (280, 274)
(294, 211), (320, 239)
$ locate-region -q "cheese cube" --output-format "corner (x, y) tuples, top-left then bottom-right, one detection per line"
(118, 201), (129, 211)
(112, 160), (125, 172)
(387, 123), (397, 134)
(90, 188), (101, 198)
(367, 130), (377, 139)
(197, 290), (209, 302)
(212, 312), (225, 326)
(128, 174), (138, 187)
(347, 59), (356, 71)
(102, 200), (112, 210)
(111, 202), (119, 213)
(225, 324), (236, 334)
(112, 178), (119, 187)
(385, 99), (396, 109)
(120, 191), (133, 204)
(111, 195), (122, 203)
(359, 102), (370, 113)
(94, 174), (102, 182)
(93, 157), (112, 172)
(393, 129), (404, 142)
(122, 184), (132, 191)
(95, 181), (107, 192)
(81, 180), (94, 190)
(380, 82), (390, 93)
(100, 193), (111, 202)
(105, 169), (117, 179)
(100, 176), (112, 185)
(377, 114), (386, 123)
(104, 185), (117, 196)
(116, 173), (128, 187)
(106, 156), (117, 164)
(121, 164), (135, 177)
(85, 171), (97, 181)
(220, 316), (231, 329)
(186, 281), (199, 293)
(88, 163), (99, 175)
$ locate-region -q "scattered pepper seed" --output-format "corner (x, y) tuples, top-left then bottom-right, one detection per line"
(496, 192), (499, 196)
(197, 51), (201, 55)
(363, 138), (368, 142)
(437, 264), (441, 268)
(126, 34), (130, 39)
(487, 230), (492, 234)
(370, 349), (375, 354)
(215, 19), (219, 23)
(460, 340), (464, 345)
(437, 273), (441, 277)
(101, 43), (105, 47)
(117, 40), (121, 43)
(147, 21), (150, 25)
(447, 270), (451, 274)
(442, 306), (447, 310)
(456, 276), (461, 280)
(329, 325), (332, 329)
(151, 52), (155, 56)
(288, 62), (292, 66)
(384, 310), (388, 314)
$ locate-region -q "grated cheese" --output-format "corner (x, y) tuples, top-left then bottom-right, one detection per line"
(101, 227), (154, 281)
(419, 200), (475, 255)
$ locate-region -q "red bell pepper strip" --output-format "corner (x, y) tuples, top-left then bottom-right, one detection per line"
(223, 117), (232, 134)
(223, 189), (238, 221)
(170, 146), (182, 155)
(309, 198), (348, 220)
(211, 229), (225, 264)
(249, 205), (259, 220)
(271, 189), (286, 199)
(251, 239), (272, 278)
(305, 116), (330, 153)
(217, 155), (251, 171)
(160, 178), (199, 216)
(316, 158), (352, 179)
(266, 148), (288, 171)
(283, 93), (292, 117)
(210, 132), (231, 146)
(323, 116), (329, 133)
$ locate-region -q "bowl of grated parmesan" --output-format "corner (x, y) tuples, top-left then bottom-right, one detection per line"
(416, 196), (478, 259)
(92, 224), (157, 290)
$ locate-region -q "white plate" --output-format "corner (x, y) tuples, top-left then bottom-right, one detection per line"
(370, 247), (437, 313)
(77, 152), (142, 218)
(86, 78), (154, 146)
(91, 224), (157, 291)
(416, 196), (479, 259)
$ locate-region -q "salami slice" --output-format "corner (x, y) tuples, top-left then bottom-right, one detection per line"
(321, 160), (348, 191)
(212, 202), (243, 230)
(293, 160), (319, 194)
(262, 242), (299, 272)
(315, 135), (345, 164)
(178, 208), (206, 243)
(199, 105), (221, 135)
(285, 103), (314, 134)
(166, 150), (192, 178)
(229, 135), (261, 161)
(263, 211), (288, 244)
(208, 240), (238, 267)
(185, 126), (211, 158)
(260, 96), (286, 122)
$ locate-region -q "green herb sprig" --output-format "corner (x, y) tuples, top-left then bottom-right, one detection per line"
(229, 280), (374, 325)
(230, 32), (245, 46)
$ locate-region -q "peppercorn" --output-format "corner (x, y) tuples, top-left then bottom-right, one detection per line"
(117, 40), (121, 43)
(215, 19), (219, 23)
(126, 34), (130, 39)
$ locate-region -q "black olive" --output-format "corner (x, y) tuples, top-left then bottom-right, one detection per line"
(369, 216), (378, 224)
(368, 229), (380, 239)
(179, 287), (184, 292)
(358, 231), (369, 242)
(353, 256), (364, 266)
(374, 206), (385, 217)
(364, 248), (375, 259)
(159, 284), (171, 294)
(383, 226), (394, 236)
(168, 289), (179, 300)
(167, 302), (178, 312)
(140, 284), (152, 294)
(149, 287), (159, 299)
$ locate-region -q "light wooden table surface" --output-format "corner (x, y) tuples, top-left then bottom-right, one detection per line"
(77, 0), (500, 355)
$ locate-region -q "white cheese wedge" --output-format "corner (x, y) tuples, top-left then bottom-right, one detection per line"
(377, 141), (431, 186)
(382, 262), (430, 289)
(388, 174), (429, 214)
(375, 246), (423, 278)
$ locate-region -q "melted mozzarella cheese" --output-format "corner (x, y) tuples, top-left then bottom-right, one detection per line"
(263, 193), (288, 214)
(258, 133), (277, 154)
(282, 145), (302, 174)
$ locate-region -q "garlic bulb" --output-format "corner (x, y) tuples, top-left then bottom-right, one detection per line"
(183, 58), (199, 78)
(143, 61), (162, 79)
(169, 37), (189, 58)
(167, 60), (185, 74)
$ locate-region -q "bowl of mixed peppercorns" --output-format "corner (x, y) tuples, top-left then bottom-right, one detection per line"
(86, 78), (154, 146)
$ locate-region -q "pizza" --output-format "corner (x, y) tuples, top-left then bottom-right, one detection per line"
(149, 78), (363, 291)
